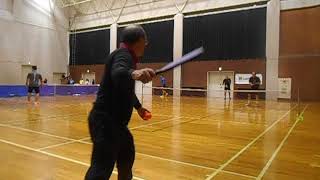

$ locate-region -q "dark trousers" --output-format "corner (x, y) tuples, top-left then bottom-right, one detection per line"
(85, 109), (135, 180)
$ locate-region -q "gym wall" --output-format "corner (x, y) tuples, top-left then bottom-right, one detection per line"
(0, 0), (68, 84)
(279, 5), (320, 101)
(182, 60), (266, 90)
(69, 64), (105, 84)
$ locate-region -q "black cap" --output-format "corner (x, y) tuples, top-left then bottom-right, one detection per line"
(121, 25), (147, 44)
(32, 66), (37, 70)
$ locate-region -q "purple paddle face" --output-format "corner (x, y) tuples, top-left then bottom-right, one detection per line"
(155, 47), (204, 75)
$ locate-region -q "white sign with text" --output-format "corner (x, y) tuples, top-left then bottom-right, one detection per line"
(235, 74), (263, 85)
(278, 78), (292, 99)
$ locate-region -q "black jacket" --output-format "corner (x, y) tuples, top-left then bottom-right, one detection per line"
(94, 48), (141, 127)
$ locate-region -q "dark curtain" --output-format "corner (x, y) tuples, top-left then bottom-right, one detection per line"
(183, 7), (266, 60)
(69, 29), (110, 65)
(117, 20), (174, 63)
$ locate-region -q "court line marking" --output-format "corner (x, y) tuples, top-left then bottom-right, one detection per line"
(39, 137), (255, 178)
(25, 111), (257, 179)
(0, 138), (144, 180)
(150, 118), (202, 132)
(0, 123), (92, 144)
(7, 116), (88, 125)
(157, 113), (270, 126)
(310, 164), (320, 168)
(79, 137), (91, 141)
(0, 135), (254, 180)
(7, 109), (178, 125)
(1, 116), (184, 150)
(38, 140), (79, 151)
(135, 152), (256, 179)
(72, 117), (185, 143)
(256, 104), (309, 180)
(36, 136), (256, 178)
(77, 138), (256, 179)
(205, 104), (298, 180)
(1, 99), (293, 179)
(38, 137), (92, 151)
(131, 112), (220, 132)
(147, 107), (271, 132)
(130, 117), (182, 130)
(2, 117), (85, 126)
(149, 113), (219, 132)
(0, 116), (184, 149)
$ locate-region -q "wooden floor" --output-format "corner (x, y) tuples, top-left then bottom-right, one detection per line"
(0, 95), (319, 180)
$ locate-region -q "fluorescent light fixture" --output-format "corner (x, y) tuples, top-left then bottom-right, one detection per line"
(31, 0), (52, 13)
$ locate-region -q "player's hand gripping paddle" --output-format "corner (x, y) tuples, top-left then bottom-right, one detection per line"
(155, 47), (204, 75)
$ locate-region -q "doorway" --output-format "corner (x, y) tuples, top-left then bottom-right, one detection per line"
(82, 73), (96, 84)
(21, 65), (33, 84)
(207, 71), (234, 98)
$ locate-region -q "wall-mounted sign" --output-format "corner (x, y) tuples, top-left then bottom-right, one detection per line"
(278, 78), (292, 99)
(235, 74), (263, 85)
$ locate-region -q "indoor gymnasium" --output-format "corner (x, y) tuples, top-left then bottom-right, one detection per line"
(0, 0), (320, 179)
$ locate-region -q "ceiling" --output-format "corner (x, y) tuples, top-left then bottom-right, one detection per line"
(56, 0), (189, 17)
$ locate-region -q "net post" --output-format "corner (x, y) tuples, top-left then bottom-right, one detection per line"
(54, 84), (56, 97)
(298, 87), (300, 115)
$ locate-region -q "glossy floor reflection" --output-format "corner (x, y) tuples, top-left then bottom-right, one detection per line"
(0, 95), (319, 180)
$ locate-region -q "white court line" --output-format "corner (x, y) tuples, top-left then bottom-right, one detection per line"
(130, 117), (181, 130)
(76, 138), (256, 179)
(0, 138), (144, 180)
(75, 137), (255, 178)
(256, 105), (309, 180)
(38, 140), (78, 151)
(0, 112), (257, 179)
(205, 104), (298, 180)
(310, 164), (320, 168)
(0, 123), (75, 141)
(39, 137), (93, 151)
(135, 152), (256, 179)
(132, 112), (173, 118)
(0, 123), (92, 144)
(79, 137), (91, 141)
(3, 117), (183, 151)
(76, 118), (183, 144)
(17, 117), (183, 151)
(38, 136), (255, 179)
(131, 111), (224, 131)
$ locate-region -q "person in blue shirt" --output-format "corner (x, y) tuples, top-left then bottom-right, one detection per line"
(160, 75), (168, 98)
